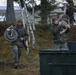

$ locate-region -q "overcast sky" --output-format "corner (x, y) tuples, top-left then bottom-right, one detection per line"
(0, 0), (20, 6)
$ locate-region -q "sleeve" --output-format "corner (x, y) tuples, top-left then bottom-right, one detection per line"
(50, 24), (56, 34)
(60, 20), (70, 34)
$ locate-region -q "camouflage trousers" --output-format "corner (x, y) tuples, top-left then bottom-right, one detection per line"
(54, 42), (69, 50)
(12, 45), (22, 64)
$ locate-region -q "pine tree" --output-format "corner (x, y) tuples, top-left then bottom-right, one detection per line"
(40, 0), (56, 24)
(6, 0), (16, 23)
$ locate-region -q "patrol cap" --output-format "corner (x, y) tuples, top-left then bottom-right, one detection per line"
(17, 19), (23, 23)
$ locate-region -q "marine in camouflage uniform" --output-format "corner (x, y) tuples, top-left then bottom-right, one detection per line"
(12, 19), (28, 68)
(66, 2), (76, 25)
(51, 16), (70, 50)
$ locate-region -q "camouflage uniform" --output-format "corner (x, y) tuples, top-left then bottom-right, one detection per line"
(66, 2), (76, 25)
(51, 17), (70, 50)
(12, 25), (28, 67)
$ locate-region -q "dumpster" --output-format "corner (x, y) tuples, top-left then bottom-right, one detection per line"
(68, 41), (76, 51)
(39, 50), (76, 75)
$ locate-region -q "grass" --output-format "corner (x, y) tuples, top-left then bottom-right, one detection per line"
(0, 23), (76, 75)
(0, 24), (53, 75)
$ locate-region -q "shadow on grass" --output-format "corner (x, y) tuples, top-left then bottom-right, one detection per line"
(0, 61), (29, 70)
(0, 62), (13, 70)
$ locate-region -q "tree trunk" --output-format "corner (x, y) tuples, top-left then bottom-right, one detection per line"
(6, 0), (16, 23)
(41, 0), (48, 24)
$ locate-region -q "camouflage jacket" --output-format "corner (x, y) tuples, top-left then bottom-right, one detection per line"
(51, 21), (69, 44)
(12, 26), (28, 47)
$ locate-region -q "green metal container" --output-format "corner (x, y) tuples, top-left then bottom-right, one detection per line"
(39, 50), (76, 75)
